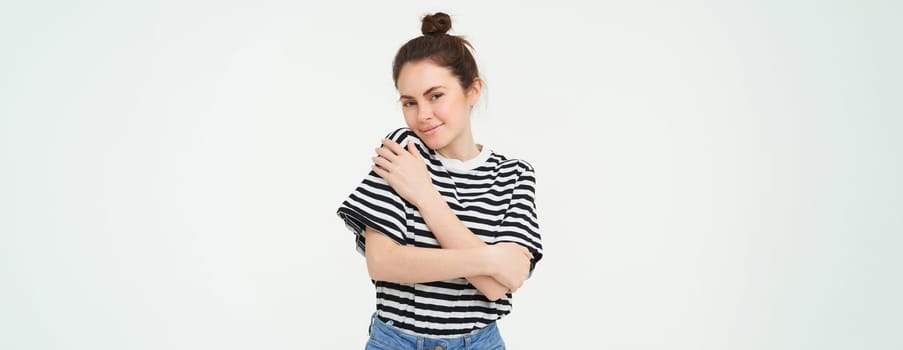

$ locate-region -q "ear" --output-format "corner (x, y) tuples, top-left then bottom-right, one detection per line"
(466, 77), (483, 107)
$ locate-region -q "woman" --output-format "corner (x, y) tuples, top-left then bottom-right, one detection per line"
(337, 12), (543, 350)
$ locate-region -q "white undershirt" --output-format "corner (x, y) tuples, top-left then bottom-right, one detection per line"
(434, 144), (492, 172)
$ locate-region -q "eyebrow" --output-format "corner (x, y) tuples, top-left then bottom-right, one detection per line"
(399, 86), (444, 100)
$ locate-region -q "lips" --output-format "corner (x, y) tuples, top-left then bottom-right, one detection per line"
(421, 123), (443, 136)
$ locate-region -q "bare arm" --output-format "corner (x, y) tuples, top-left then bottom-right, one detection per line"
(364, 226), (489, 283)
(371, 140), (531, 300)
(417, 191), (531, 301)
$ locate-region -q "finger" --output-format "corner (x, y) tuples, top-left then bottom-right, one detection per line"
(502, 242), (530, 254)
(371, 164), (388, 178)
(372, 156), (393, 171)
(375, 146), (397, 160)
(504, 277), (523, 291)
(407, 141), (422, 158)
(510, 245), (532, 260)
(382, 139), (406, 156)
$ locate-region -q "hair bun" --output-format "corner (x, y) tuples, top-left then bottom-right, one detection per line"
(421, 12), (452, 36)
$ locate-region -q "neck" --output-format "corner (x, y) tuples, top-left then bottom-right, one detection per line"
(437, 130), (480, 161)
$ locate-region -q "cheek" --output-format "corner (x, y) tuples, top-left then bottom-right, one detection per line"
(402, 109), (417, 125)
(432, 101), (457, 119)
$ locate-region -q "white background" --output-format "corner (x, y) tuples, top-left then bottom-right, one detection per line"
(2, 1), (901, 349)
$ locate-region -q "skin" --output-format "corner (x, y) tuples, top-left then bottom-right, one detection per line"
(365, 60), (533, 300)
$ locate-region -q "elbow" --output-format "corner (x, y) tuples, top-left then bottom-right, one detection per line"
(365, 248), (393, 281)
(363, 228), (400, 281)
(480, 286), (509, 302)
(484, 293), (503, 302)
(485, 291), (509, 302)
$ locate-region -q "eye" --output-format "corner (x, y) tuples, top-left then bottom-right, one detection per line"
(401, 100), (416, 108)
(430, 93), (444, 101)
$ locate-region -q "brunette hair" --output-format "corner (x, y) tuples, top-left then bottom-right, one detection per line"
(392, 12), (480, 90)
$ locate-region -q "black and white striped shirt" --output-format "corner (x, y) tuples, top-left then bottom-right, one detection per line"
(337, 128), (543, 338)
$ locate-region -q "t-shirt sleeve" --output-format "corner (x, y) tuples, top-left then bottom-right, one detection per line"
(336, 128), (411, 256)
(495, 161), (543, 276)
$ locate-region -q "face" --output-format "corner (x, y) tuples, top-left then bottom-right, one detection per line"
(396, 60), (481, 157)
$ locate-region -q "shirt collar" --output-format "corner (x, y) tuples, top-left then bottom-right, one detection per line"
(434, 144), (492, 172)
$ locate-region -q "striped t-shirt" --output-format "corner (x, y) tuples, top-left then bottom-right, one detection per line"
(336, 127), (543, 338)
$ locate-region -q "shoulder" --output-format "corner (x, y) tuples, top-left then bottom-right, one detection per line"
(384, 127), (432, 159)
(488, 152), (537, 188)
(384, 127), (423, 145)
(493, 152), (536, 175)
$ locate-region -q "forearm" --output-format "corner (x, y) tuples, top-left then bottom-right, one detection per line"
(418, 192), (488, 247)
(364, 227), (488, 284)
(417, 192), (511, 300)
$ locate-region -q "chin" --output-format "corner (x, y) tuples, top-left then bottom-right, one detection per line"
(422, 137), (449, 151)
(422, 139), (440, 151)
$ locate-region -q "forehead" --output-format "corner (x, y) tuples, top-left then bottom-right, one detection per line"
(397, 60), (458, 95)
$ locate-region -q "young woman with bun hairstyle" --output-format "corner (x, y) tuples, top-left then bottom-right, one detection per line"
(337, 12), (542, 349)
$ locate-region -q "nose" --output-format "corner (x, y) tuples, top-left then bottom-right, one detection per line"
(417, 103), (433, 121)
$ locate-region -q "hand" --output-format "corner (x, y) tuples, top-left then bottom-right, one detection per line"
(372, 139), (437, 207)
(485, 243), (533, 294)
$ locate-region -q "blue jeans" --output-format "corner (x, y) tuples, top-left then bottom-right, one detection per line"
(365, 313), (506, 350)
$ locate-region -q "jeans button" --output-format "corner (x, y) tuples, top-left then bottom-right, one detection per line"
(434, 346), (443, 350)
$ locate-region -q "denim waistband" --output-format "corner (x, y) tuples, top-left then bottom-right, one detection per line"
(367, 312), (505, 350)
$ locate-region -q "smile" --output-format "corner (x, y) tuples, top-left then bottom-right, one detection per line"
(422, 124), (443, 135)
